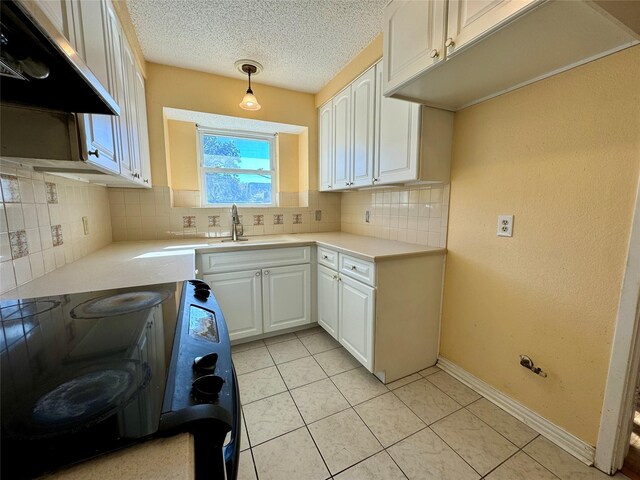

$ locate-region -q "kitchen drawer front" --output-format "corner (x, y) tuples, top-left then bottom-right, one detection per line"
(201, 247), (311, 274)
(339, 254), (375, 286)
(317, 247), (338, 270)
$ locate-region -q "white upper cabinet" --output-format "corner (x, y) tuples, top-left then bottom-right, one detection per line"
(332, 86), (352, 189)
(446, 0), (534, 55)
(318, 102), (333, 191)
(350, 67), (376, 188)
(383, 0), (446, 95)
(374, 62), (421, 186)
(383, 0), (639, 110)
(135, 69), (152, 186)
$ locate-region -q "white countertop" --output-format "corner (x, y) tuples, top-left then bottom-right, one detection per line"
(2, 232), (444, 299)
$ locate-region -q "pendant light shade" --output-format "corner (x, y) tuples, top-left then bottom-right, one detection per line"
(237, 62), (262, 111)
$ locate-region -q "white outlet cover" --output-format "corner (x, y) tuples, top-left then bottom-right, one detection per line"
(497, 215), (513, 237)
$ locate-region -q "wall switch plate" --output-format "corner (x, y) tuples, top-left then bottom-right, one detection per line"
(497, 215), (513, 237)
(365, 210), (370, 223)
(82, 216), (89, 235)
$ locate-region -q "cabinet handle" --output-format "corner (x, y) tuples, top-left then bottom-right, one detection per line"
(328, 185), (332, 189)
(332, 275), (338, 281)
(445, 37), (455, 48)
(88, 149), (100, 157)
(255, 271), (261, 276)
(345, 182), (350, 187)
(350, 265), (357, 271)
(429, 49), (439, 59)
(322, 255), (329, 259)
(143, 179), (149, 184)
(264, 270), (269, 275)
(372, 178), (379, 183)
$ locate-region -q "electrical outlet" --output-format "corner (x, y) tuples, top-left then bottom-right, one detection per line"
(82, 216), (89, 235)
(497, 215), (513, 237)
(365, 210), (370, 223)
(315, 210), (322, 221)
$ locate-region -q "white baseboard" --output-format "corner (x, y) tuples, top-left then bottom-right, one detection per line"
(437, 356), (595, 465)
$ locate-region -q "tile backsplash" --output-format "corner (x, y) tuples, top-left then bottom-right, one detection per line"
(341, 184), (450, 248)
(108, 186), (342, 240)
(0, 164), (112, 294)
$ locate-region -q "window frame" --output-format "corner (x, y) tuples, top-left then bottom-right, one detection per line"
(197, 127), (276, 207)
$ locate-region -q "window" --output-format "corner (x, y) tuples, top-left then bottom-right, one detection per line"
(198, 128), (275, 206)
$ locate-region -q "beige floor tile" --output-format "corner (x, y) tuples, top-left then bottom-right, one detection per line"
(238, 366), (287, 404)
(264, 332), (298, 345)
(299, 331), (341, 354)
(485, 451), (559, 480)
(243, 392), (304, 445)
(334, 451), (407, 480)
(419, 366), (441, 377)
(355, 392), (425, 447)
(387, 373), (422, 390)
(266, 338), (310, 364)
(387, 428), (480, 480)
(394, 378), (462, 424)
(237, 450), (257, 480)
(524, 436), (614, 479)
(240, 411), (250, 451)
(296, 325), (325, 338)
(426, 371), (481, 406)
(332, 366), (389, 405)
(290, 378), (350, 423)
(232, 339), (265, 353)
(431, 409), (518, 476)
(253, 427), (330, 480)
(314, 347), (361, 376)
(309, 408), (383, 475)
(467, 398), (538, 447)
(277, 355), (327, 389)
(232, 346), (274, 375)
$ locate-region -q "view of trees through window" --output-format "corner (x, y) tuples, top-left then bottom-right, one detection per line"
(201, 133), (273, 205)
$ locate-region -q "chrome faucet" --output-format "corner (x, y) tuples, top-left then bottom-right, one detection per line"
(229, 204), (247, 241)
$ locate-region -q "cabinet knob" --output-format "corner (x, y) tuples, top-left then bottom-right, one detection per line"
(332, 275), (338, 281)
(445, 37), (455, 48)
(345, 182), (350, 187)
(429, 49), (439, 59)
(328, 185), (332, 189)
(88, 149), (100, 157)
(372, 178), (379, 183)
(255, 271), (261, 276)
(264, 270), (270, 275)
(143, 179), (149, 184)
(322, 255), (329, 259)
(351, 265), (357, 271)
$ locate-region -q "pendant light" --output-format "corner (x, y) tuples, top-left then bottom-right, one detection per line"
(235, 60), (263, 111)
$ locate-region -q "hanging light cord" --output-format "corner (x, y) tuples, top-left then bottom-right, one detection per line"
(247, 69), (253, 94)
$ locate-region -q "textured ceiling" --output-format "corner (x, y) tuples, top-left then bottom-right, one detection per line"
(126, 0), (385, 93)
(164, 107), (306, 134)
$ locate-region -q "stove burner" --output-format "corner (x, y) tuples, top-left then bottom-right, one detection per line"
(70, 290), (171, 319)
(6, 361), (150, 439)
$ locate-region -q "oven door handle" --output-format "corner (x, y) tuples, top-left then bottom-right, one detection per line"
(224, 364), (242, 480)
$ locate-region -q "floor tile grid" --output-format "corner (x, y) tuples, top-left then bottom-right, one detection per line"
(233, 333), (560, 480)
(242, 336), (336, 479)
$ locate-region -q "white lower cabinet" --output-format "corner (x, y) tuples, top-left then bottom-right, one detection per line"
(200, 249), (311, 341)
(317, 265), (339, 338)
(203, 270), (263, 340)
(339, 275), (375, 370)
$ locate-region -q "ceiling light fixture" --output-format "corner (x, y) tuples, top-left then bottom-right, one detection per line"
(235, 60), (263, 111)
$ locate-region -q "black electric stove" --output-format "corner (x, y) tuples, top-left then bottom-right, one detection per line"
(0, 280), (240, 480)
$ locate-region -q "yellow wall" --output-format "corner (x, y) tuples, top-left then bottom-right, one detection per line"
(144, 62), (318, 189)
(441, 46), (640, 445)
(314, 34), (383, 108)
(166, 120), (301, 193)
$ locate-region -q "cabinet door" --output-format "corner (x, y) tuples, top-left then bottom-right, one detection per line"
(446, 0), (536, 55)
(339, 275), (375, 371)
(318, 102), (333, 191)
(204, 271), (263, 341)
(332, 86), (352, 190)
(383, 0), (446, 96)
(375, 62), (421, 185)
(73, 0), (118, 173)
(122, 42), (141, 182)
(350, 67), (376, 188)
(36, 0), (68, 38)
(134, 68), (152, 187)
(263, 264), (311, 333)
(317, 265), (339, 339)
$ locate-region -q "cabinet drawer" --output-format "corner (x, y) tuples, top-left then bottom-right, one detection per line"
(201, 247), (310, 274)
(317, 247), (338, 270)
(339, 254), (375, 286)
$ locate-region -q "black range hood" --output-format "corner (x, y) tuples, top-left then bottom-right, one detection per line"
(0, 0), (119, 115)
